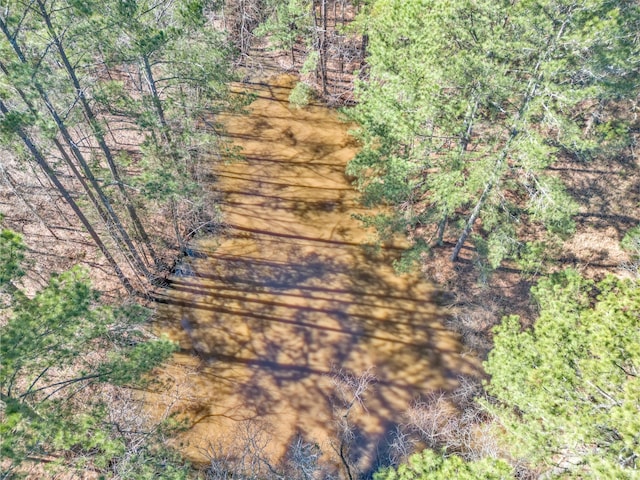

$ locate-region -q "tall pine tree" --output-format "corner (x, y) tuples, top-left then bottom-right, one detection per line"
(347, 0), (640, 269)
(0, 226), (180, 478)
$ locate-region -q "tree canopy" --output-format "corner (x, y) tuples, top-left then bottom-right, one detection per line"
(485, 270), (640, 477)
(347, 0), (640, 269)
(373, 449), (512, 480)
(380, 271), (639, 479)
(0, 227), (181, 478)
(0, 0), (236, 292)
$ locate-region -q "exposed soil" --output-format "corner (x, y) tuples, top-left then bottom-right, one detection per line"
(147, 75), (482, 474)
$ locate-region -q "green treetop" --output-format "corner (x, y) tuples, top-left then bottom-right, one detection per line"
(374, 449), (513, 480)
(375, 270), (639, 478)
(485, 271), (639, 477)
(0, 227), (181, 478)
(348, 0), (640, 270)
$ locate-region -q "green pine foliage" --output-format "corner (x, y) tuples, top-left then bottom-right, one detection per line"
(0, 228), (180, 478)
(347, 0), (640, 268)
(622, 225), (640, 277)
(0, 225), (25, 290)
(373, 450), (513, 480)
(1, 0), (238, 271)
(254, 0), (314, 57)
(484, 271), (640, 477)
(376, 271), (639, 478)
(289, 81), (314, 107)
(86, 0), (238, 236)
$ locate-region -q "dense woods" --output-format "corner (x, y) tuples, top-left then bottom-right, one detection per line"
(347, 0), (639, 269)
(1, 0), (639, 478)
(1, 0), (236, 294)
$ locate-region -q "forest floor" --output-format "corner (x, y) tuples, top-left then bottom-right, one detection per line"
(424, 143), (640, 357)
(0, 154), (125, 299)
(0, 153), (178, 301)
(2, 6), (638, 355)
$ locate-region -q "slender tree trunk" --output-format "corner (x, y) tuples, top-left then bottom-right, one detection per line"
(51, 138), (147, 282)
(436, 216), (447, 246)
(140, 53), (186, 176)
(1, 56), (131, 259)
(2, 6), (158, 280)
(451, 63), (547, 261)
(0, 100), (135, 294)
(140, 55), (192, 249)
(142, 55), (172, 145)
(320, 0), (328, 95)
(338, 440), (353, 480)
(459, 99), (479, 152)
(311, 0), (327, 92)
(169, 198), (185, 253)
(434, 97), (477, 249)
(0, 54), (154, 283)
(449, 11), (573, 261)
(450, 179), (494, 261)
(359, 34), (368, 74)
(0, 167), (61, 240)
(35, 0), (159, 269)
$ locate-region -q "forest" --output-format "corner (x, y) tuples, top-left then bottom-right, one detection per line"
(0, 0), (638, 478)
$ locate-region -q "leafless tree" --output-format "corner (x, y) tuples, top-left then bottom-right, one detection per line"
(384, 424), (416, 466)
(222, 0), (265, 63)
(204, 420), (328, 480)
(285, 435), (324, 480)
(403, 376), (502, 461)
(329, 367), (376, 480)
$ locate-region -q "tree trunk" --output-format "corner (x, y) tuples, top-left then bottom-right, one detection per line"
(141, 53), (186, 175)
(450, 180), (493, 261)
(360, 34), (369, 73)
(50, 138), (147, 282)
(0, 100), (135, 295)
(321, 0), (328, 95)
(169, 197), (186, 253)
(35, 0), (159, 271)
(449, 9), (575, 262)
(311, 1), (320, 83)
(450, 52), (549, 261)
(142, 55), (172, 146)
(4, 3), (158, 279)
(0, 53), (155, 284)
(436, 216), (447, 246)
(433, 98), (478, 250)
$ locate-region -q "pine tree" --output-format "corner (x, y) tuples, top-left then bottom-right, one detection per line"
(347, 0), (640, 269)
(374, 270), (639, 478)
(86, 0), (236, 250)
(0, 226), (179, 477)
(484, 271), (640, 476)
(0, 98), (137, 293)
(373, 449), (513, 480)
(256, 0), (315, 66)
